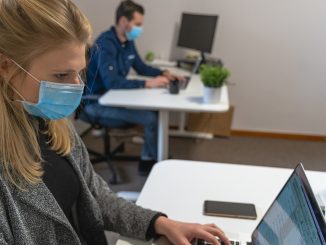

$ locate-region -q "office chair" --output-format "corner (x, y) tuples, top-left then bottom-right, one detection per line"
(76, 95), (140, 184)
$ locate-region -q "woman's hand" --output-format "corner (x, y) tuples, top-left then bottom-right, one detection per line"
(154, 216), (230, 245)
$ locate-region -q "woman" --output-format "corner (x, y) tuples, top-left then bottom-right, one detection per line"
(0, 0), (230, 244)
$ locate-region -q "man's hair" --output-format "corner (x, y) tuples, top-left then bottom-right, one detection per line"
(116, 0), (144, 24)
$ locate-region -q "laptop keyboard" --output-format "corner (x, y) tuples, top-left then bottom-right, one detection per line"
(196, 238), (252, 245)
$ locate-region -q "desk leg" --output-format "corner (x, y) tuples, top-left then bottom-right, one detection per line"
(158, 110), (169, 162)
(169, 112), (214, 139)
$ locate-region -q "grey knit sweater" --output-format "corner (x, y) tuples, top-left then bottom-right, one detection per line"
(0, 127), (158, 244)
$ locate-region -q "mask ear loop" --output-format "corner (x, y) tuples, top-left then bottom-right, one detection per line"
(9, 59), (40, 83)
(77, 73), (85, 86)
(7, 59), (40, 102)
(10, 84), (27, 102)
(2, 75), (29, 105)
(1, 75), (26, 102)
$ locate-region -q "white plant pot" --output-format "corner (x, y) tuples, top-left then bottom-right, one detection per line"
(203, 86), (222, 104)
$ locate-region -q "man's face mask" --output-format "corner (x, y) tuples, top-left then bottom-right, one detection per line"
(126, 25), (143, 41)
(10, 59), (85, 120)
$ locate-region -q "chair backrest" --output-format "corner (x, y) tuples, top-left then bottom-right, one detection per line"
(75, 95), (103, 128)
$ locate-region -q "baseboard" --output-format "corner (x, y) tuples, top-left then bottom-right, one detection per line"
(231, 130), (326, 141)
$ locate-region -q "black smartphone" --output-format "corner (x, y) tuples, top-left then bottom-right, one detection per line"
(203, 200), (257, 220)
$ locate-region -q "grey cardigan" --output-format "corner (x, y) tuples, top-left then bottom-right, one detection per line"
(0, 127), (158, 244)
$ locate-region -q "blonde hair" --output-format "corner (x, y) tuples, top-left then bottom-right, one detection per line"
(0, 0), (91, 188)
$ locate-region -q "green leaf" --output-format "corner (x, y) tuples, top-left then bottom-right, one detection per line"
(199, 64), (231, 88)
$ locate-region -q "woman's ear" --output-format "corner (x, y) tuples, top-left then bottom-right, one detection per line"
(0, 54), (10, 77)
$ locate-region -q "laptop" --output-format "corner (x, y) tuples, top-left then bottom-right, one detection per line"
(179, 56), (202, 90)
(195, 163), (326, 245)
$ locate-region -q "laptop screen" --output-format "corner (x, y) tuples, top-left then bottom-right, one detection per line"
(252, 164), (326, 244)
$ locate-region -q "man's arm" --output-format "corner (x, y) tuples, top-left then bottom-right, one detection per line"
(131, 44), (185, 83)
(132, 44), (163, 77)
(91, 40), (146, 90)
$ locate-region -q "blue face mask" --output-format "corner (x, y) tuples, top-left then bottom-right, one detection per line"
(11, 59), (85, 120)
(126, 26), (143, 41)
(21, 81), (84, 120)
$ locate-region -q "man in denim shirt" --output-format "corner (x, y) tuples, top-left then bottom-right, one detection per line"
(86, 0), (181, 175)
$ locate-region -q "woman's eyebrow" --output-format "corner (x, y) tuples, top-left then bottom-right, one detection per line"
(51, 68), (86, 73)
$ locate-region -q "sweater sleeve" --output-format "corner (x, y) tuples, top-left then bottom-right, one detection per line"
(71, 129), (161, 241)
(0, 189), (12, 244)
(145, 213), (167, 240)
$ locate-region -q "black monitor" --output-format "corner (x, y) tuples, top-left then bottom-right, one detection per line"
(177, 13), (218, 54)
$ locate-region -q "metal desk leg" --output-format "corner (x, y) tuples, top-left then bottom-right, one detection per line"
(158, 110), (169, 161)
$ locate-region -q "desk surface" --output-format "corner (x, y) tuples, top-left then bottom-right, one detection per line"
(117, 160), (326, 245)
(99, 68), (230, 161)
(99, 69), (229, 113)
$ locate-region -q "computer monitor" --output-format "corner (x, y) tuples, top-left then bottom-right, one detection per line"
(177, 13), (218, 55)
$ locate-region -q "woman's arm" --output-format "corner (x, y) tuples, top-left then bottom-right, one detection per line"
(0, 235), (9, 245)
(0, 191), (11, 244)
(154, 217), (230, 245)
(71, 129), (160, 240)
(70, 129), (230, 244)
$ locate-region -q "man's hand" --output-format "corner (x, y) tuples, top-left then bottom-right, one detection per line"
(145, 76), (169, 88)
(162, 70), (186, 82)
(154, 216), (230, 245)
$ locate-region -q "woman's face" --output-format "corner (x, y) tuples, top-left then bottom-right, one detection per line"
(10, 42), (86, 103)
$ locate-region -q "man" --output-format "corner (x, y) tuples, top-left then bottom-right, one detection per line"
(86, 0), (181, 175)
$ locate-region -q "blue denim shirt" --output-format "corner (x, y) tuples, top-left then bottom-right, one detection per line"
(86, 26), (163, 95)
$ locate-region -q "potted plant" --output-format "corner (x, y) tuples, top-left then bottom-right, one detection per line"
(145, 51), (155, 63)
(200, 64), (231, 104)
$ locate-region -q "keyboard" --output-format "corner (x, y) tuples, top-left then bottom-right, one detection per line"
(195, 238), (252, 245)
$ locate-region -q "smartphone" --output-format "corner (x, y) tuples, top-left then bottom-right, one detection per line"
(203, 200), (257, 220)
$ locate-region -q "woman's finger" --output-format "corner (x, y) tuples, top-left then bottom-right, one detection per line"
(201, 226), (230, 245)
(193, 229), (221, 245)
(177, 237), (192, 245)
(205, 223), (225, 235)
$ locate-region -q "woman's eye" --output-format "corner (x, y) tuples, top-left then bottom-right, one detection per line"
(54, 73), (69, 80)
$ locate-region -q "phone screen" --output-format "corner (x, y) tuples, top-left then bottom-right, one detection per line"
(203, 200), (257, 220)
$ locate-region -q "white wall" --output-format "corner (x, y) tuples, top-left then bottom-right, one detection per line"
(75, 0), (116, 38)
(75, 0), (326, 136)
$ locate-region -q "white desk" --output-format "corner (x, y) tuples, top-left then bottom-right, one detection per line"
(117, 160), (326, 245)
(99, 70), (229, 161)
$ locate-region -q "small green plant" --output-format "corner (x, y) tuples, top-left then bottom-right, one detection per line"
(145, 51), (155, 62)
(200, 64), (231, 88)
